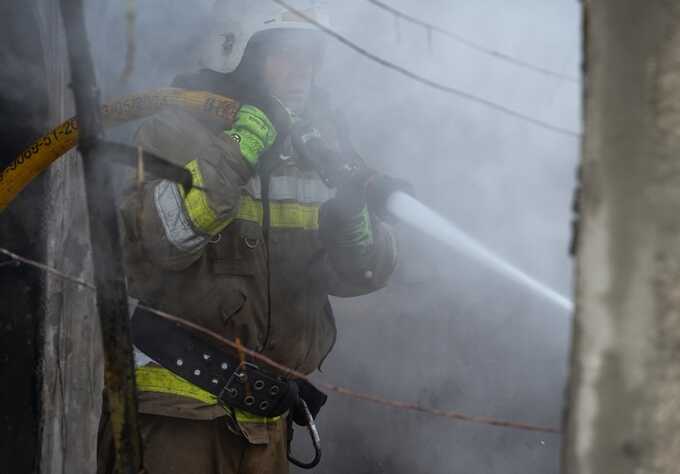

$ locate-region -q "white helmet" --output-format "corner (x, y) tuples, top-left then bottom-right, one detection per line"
(200, 0), (330, 74)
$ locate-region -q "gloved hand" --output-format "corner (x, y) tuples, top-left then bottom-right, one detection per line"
(321, 173), (415, 249)
(225, 96), (293, 167)
(290, 120), (361, 188)
(320, 175), (376, 250)
(224, 105), (276, 166)
(290, 121), (375, 249)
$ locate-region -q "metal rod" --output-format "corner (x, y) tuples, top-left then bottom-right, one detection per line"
(96, 140), (193, 190)
(58, 1), (142, 473)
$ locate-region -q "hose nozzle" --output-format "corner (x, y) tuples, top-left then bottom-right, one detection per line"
(365, 173), (414, 221)
(290, 121), (414, 220)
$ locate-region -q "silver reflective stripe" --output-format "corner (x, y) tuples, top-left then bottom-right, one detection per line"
(154, 180), (207, 252)
(244, 174), (333, 203)
(134, 348), (156, 367)
(128, 298), (157, 367)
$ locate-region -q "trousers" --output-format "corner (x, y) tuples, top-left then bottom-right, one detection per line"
(97, 412), (289, 474)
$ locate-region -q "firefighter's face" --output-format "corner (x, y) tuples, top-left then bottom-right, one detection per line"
(261, 35), (323, 115)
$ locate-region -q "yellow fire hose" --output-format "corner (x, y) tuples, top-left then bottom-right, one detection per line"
(0, 88), (240, 211)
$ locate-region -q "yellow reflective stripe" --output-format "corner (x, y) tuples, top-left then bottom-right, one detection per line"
(235, 195), (261, 223)
(178, 163), (320, 234)
(180, 160), (232, 235)
(269, 200), (319, 229)
(135, 366), (281, 424)
(136, 366), (217, 405)
(233, 408), (280, 424)
(236, 195), (319, 230)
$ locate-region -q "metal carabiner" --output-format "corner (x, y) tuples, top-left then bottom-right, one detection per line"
(243, 236), (259, 249)
(287, 399), (322, 469)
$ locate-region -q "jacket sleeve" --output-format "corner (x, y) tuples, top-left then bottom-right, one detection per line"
(119, 111), (252, 271)
(320, 213), (398, 297)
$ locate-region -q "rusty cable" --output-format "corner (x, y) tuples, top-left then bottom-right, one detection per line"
(364, 0), (578, 82)
(271, 0), (580, 139)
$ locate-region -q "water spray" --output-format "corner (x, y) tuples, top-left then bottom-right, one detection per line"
(386, 191), (573, 312)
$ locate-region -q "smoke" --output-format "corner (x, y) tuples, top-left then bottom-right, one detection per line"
(83, 0), (580, 472)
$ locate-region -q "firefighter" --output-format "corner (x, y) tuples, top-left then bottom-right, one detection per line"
(98, 1), (397, 473)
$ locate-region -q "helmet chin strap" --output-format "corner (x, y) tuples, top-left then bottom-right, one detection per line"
(274, 92), (309, 118)
(271, 94), (297, 120)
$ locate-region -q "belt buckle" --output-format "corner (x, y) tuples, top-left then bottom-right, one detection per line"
(217, 362), (282, 416)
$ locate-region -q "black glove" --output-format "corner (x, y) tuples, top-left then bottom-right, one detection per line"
(290, 120), (366, 188)
(291, 120), (414, 227)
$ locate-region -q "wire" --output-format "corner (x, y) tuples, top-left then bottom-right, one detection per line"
(365, 0), (579, 83)
(0, 245), (561, 435)
(272, 0), (581, 139)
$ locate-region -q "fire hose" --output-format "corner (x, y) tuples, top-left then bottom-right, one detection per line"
(0, 88), (240, 211)
(1, 87), (407, 218)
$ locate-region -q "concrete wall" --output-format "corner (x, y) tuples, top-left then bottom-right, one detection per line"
(564, 1), (680, 472)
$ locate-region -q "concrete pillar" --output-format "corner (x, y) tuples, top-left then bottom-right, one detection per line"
(36, 1), (103, 472)
(564, 1), (680, 472)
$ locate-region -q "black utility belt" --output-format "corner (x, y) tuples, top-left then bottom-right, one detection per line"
(131, 306), (299, 418)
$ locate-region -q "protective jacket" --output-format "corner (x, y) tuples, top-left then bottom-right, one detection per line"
(119, 72), (397, 433)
